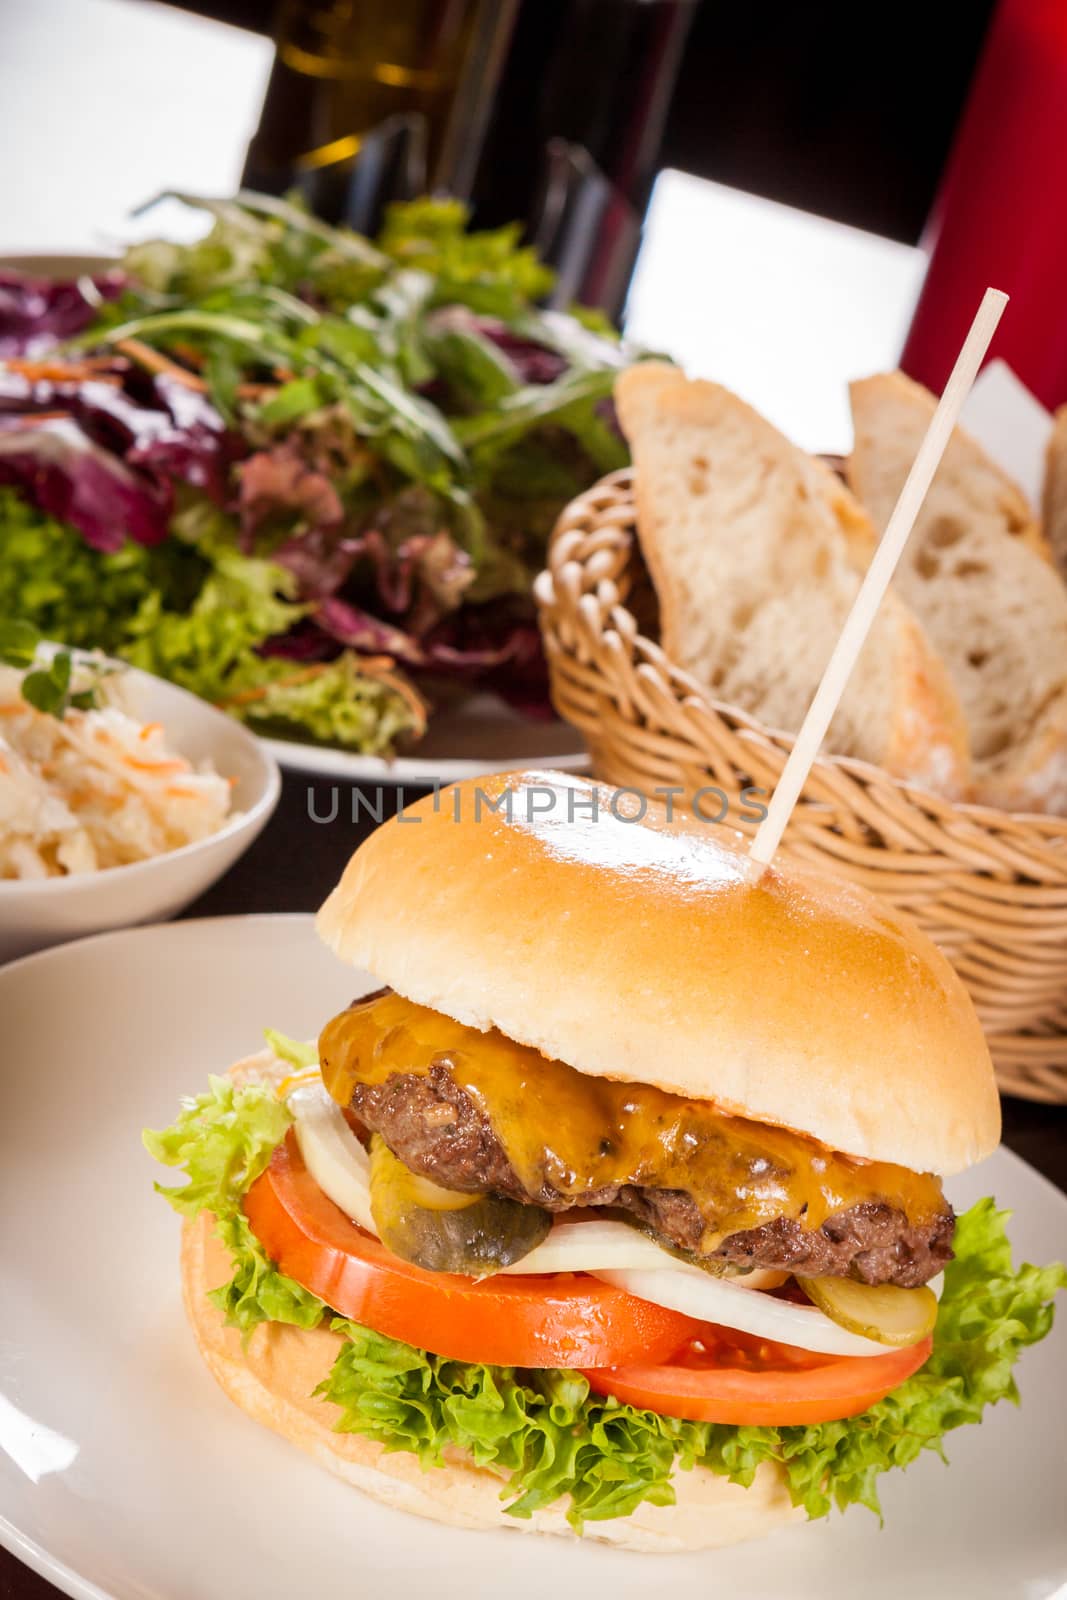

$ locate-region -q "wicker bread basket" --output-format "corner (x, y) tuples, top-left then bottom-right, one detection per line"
(535, 470), (1067, 1103)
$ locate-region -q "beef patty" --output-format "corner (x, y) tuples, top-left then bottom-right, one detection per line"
(347, 1062), (954, 1288)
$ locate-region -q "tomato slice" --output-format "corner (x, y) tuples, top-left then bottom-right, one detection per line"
(582, 1323), (934, 1425)
(244, 1131), (702, 1368)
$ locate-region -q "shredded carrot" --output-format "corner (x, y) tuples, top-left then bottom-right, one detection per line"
(356, 658), (428, 731)
(122, 754), (189, 775)
(217, 658), (426, 734)
(138, 721), (163, 742)
(276, 1067), (320, 1100)
(114, 339), (207, 392)
(0, 754), (7, 774)
(5, 356), (121, 383)
(164, 783), (195, 797)
(0, 703), (26, 716)
(218, 665), (333, 707)
(171, 343), (206, 371)
(6, 411), (77, 426)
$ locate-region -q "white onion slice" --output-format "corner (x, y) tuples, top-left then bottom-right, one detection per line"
(288, 1082), (375, 1235)
(288, 1082), (897, 1359)
(497, 1218), (753, 1278)
(590, 1266), (890, 1358)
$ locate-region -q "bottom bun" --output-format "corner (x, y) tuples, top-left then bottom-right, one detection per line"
(182, 1211), (804, 1552)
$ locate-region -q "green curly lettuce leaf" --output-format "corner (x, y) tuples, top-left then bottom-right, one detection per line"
(222, 651), (422, 753)
(0, 494), (420, 755)
(144, 1073), (324, 1338)
(694, 1199), (1067, 1518)
(262, 1031), (318, 1070)
(377, 197), (555, 317)
(146, 1069), (1065, 1528)
(0, 489), (205, 651)
(123, 512), (422, 755)
(318, 1199), (1066, 1527)
(119, 501), (306, 696)
(319, 1321), (684, 1526)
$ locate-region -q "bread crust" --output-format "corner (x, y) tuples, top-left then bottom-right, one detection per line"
(1043, 404), (1067, 581)
(850, 371), (1043, 552)
(182, 1211), (802, 1552)
(614, 365), (971, 797)
(316, 771), (1000, 1176)
(849, 371), (1067, 814)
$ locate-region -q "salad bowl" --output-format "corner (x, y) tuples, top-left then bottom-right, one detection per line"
(0, 660), (280, 961)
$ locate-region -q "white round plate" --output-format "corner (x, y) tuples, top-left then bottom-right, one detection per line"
(262, 694), (587, 784)
(1, 916), (1065, 1600)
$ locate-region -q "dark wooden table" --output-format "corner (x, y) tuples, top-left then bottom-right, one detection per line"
(4, 768), (1066, 1599)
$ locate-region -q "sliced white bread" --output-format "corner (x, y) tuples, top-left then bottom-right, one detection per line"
(614, 363), (971, 796)
(1042, 404), (1067, 582)
(849, 372), (1067, 814)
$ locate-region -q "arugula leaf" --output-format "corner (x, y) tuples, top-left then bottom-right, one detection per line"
(255, 377), (329, 429)
(456, 366), (622, 463)
(424, 324), (521, 411)
(171, 188), (388, 270)
(83, 307), (293, 367)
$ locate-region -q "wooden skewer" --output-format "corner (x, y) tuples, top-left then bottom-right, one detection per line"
(748, 287), (1008, 871)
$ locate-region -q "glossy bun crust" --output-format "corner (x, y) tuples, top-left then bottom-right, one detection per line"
(183, 1212), (802, 1552)
(317, 772), (999, 1175)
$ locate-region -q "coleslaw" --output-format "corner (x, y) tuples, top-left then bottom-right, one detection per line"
(0, 663), (235, 877)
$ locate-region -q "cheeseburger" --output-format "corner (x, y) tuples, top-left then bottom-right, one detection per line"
(147, 771), (1064, 1553)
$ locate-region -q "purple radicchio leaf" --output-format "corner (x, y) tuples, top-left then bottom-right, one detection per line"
(475, 320), (567, 385)
(0, 269), (125, 357)
(0, 419), (171, 549)
(238, 445), (344, 551)
(312, 597), (427, 664)
(0, 362), (239, 508)
(272, 525), (367, 601)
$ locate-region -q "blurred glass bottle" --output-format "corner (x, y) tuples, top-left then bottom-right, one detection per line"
(244, 0), (519, 227)
(472, 0), (698, 315)
(244, 0), (697, 315)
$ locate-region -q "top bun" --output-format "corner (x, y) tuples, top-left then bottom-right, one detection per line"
(316, 771), (999, 1176)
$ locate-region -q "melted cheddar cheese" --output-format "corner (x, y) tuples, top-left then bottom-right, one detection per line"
(319, 991), (946, 1248)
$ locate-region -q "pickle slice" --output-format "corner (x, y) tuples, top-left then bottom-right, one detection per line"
(369, 1135), (551, 1276)
(797, 1274), (938, 1347)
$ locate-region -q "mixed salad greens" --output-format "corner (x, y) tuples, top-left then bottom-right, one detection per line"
(0, 193), (632, 754)
(145, 1060), (1066, 1531)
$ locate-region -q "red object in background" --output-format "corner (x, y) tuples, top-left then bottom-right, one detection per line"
(901, 0), (1067, 410)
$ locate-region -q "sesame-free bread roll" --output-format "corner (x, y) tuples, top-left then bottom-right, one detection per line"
(317, 772), (1000, 1177)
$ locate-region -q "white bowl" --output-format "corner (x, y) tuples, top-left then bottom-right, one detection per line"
(0, 663), (280, 961)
